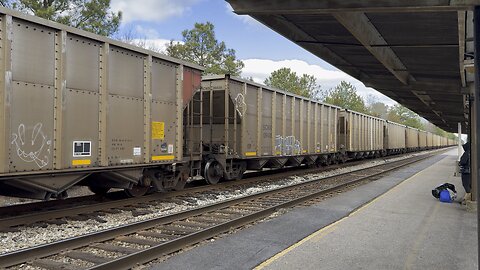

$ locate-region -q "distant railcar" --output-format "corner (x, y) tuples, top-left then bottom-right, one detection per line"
(419, 130), (428, 149)
(405, 127), (420, 151)
(338, 110), (385, 158)
(384, 121), (407, 154)
(194, 75), (343, 184)
(433, 134), (440, 148)
(427, 133), (434, 149)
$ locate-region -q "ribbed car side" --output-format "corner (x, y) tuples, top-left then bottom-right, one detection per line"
(0, 7), (203, 199)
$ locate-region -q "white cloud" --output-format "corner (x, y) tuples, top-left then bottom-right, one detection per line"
(225, 3), (262, 27)
(111, 0), (200, 23)
(116, 25), (181, 53)
(135, 25), (159, 39)
(128, 38), (182, 53)
(241, 59), (396, 105)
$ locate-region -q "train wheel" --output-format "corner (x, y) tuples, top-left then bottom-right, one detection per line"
(326, 156), (333, 166)
(173, 171), (189, 191)
(124, 184), (149, 197)
(332, 154), (340, 164)
(204, 160), (223, 185)
(88, 186), (110, 196)
(236, 168), (247, 180)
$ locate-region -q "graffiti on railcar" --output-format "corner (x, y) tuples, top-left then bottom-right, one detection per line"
(275, 135), (302, 155)
(234, 93), (246, 117)
(11, 123), (52, 168)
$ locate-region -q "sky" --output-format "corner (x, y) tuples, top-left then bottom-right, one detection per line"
(110, 0), (396, 105)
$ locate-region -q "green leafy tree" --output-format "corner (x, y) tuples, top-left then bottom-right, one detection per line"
(368, 102), (389, 118)
(1, 0), (121, 36)
(364, 94), (388, 118)
(165, 22), (244, 76)
(387, 103), (424, 129)
(433, 126), (447, 137)
(424, 122), (457, 139)
(264, 67), (321, 98)
(447, 133), (457, 140)
(323, 81), (368, 113)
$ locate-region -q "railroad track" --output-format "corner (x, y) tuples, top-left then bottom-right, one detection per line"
(0, 151), (418, 230)
(0, 150), (445, 269)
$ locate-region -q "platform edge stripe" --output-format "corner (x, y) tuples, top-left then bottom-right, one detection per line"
(254, 155), (440, 270)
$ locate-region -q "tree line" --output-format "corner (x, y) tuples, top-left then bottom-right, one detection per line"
(1, 1), (455, 139)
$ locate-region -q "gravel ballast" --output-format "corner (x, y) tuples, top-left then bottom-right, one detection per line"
(0, 150), (438, 254)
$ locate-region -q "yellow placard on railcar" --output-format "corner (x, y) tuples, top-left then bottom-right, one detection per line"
(152, 121), (165, 140)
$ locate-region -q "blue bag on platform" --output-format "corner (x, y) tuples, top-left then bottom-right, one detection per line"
(439, 189), (452, 203)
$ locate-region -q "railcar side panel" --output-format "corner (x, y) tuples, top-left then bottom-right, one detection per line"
(261, 90), (273, 155)
(323, 105), (338, 153)
(308, 102), (315, 153)
(107, 47), (145, 166)
(405, 127), (419, 150)
(283, 95), (293, 155)
(427, 132), (433, 148)
(294, 98), (302, 154)
(419, 131), (427, 149)
(241, 84), (258, 156)
(0, 8), (203, 199)
(275, 93), (284, 155)
(151, 59), (180, 162)
(437, 135), (442, 147)
(340, 110), (384, 154)
(63, 35), (100, 168)
(384, 121), (406, 151)
(301, 99), (308, 154)
(9, 19), (55, 172)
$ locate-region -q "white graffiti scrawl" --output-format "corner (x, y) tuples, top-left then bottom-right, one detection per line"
(11, 123), (52, 168)
(275, 135), (302, 155)
(234, 93), (246, 117)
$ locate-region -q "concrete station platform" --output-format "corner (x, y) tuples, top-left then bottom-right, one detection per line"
(151, 149), (477, 270)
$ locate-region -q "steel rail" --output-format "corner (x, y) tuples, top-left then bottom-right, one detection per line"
(0, 151), (445, 269)
(0, 152), (413, 230)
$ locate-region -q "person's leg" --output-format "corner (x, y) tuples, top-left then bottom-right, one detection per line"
(461, 174), (471, 204)
(462, 174), (472, 193)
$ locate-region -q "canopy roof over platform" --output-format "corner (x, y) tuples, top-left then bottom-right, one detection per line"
(227, 0), (479, 132)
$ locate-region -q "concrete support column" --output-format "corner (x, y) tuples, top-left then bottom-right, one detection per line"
(458, 123), (462, 160)
(474, 7), (480, 203)
(474, 6), (480, 267)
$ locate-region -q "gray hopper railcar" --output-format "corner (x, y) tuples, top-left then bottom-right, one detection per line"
(0, 7), (203, 199)
(419, 130), (428, 149)
(433, 134), (442, 148)
(193, 75), (343, 184)
(338, 110), (385, 159)
(405, 126), (420, 151)
(427, 133), (434, 149)
(384, 121), (407, 154)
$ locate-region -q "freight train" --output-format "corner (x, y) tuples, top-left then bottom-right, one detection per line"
(0, 7), (456, 200)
